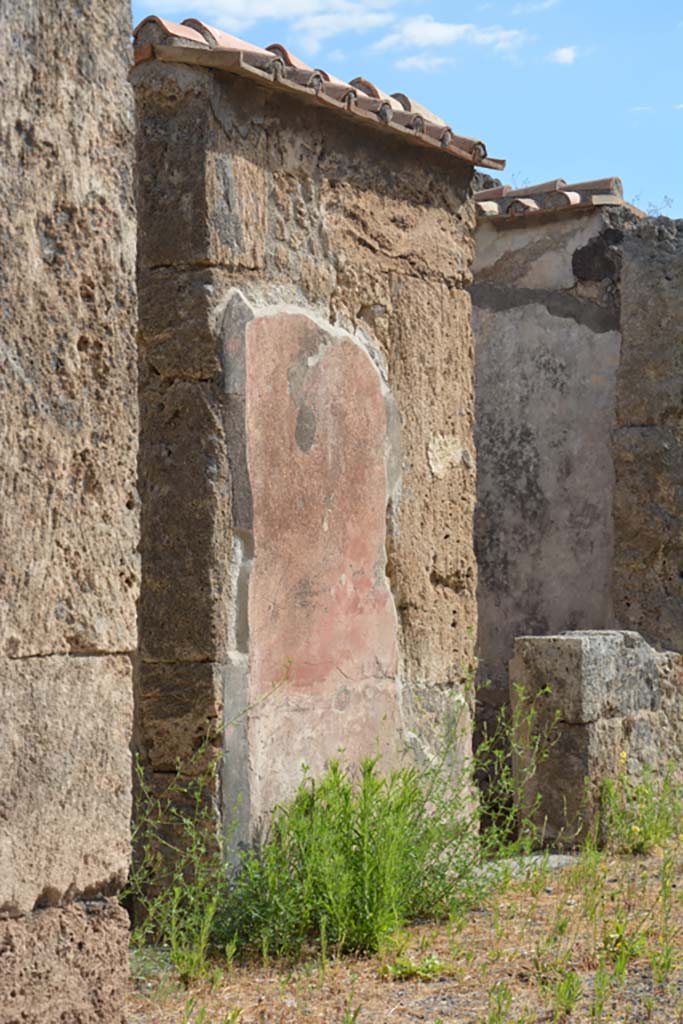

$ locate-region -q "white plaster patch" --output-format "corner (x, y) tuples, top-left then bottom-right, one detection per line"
(427, 434), (467, 479)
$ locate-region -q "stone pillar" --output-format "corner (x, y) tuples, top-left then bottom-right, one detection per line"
(613, 219), (683, 651)
(0, 2), (137, 1020)
(132, 25), (481, 842)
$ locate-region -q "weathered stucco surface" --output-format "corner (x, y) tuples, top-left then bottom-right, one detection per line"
(134, 60), (478, 836)
(511, 631), (683, 843)
(613, 219), (683, 651)
(472, 211), (622, 724)
(0, 1), (136, 1017)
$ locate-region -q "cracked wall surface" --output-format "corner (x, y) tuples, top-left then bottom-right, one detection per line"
(0, 2), (137, 1020)
(134, 61), (478, 839)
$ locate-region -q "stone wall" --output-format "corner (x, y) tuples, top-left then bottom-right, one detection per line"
(471, 207), (626, 725)
(472, 204), (683, 729)
(133, 54), (478, 840)
(613, 219), (683, 651)
(0, 2), (137, 1020)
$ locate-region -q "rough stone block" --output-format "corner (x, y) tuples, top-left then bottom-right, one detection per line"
(139, 378), (232, 663)
(134, 62), (212, 270)
(139, 661), (224, 772)
(510, 631), (664, 842)
(510, 630), (660, 725)
(0, 1), (137, 660)
(613, 219), (683, 657)
(138, 267), (223, 382)
(613, 424), (683, 652)
(0, 900), (128, 1024)
(0, 656), (132, 914)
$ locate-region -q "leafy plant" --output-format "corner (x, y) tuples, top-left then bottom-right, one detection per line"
(125, 684), (552, 977)
(553, 969), (582, 1019)
(600, 760), (683, 855)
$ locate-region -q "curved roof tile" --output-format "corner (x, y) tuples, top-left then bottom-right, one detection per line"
(132, 15), (505, 171)
(474, 175), (626, 221)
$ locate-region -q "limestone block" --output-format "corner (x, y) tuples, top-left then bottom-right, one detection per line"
(0, 900), (128, 1024)
(0, 656), (133, 914)
(510, 631), (660, 725)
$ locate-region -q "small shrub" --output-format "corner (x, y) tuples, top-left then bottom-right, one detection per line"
(126, 686), (550, 976)
(600, 760), (683, 855)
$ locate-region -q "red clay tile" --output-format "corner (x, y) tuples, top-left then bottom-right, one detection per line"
(545, 189), (581, 209)
(133, 15), (207, 45)
(474, 185), (511, 200)
(391, 94), (447, 127)
(181, 19), (272, 55)
(132, 14), (505, 171)
(474, 174), (625, 221)
(392, 111), (426, 133)
(350, 77), (380, 99)
(565, 177), (623, 196)
(266, 43), (310, 70)
(355, 96), (393, 124)
(506, 179), (566, 198)
(507, 198), (540, 215)
(476, 200), (501, 216)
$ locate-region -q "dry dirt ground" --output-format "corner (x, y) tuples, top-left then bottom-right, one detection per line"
(126, 846), (683, 1024)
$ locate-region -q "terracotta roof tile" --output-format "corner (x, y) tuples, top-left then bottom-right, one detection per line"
(132, 16), (505, 171)
(133, 16), (207, 46)
(265, 43), (310, 71)
(181, 19), (270, 55)
(474, 175), (626, 221)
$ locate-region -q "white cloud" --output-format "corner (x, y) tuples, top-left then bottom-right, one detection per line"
(294, 10), (394, 53)
(153, 0), (396, 36)
(395, 54), (454, 72)
(512, 0), (559, 12)
(630, 105), (653, 113)
(376, 14), (526, 52)
(548, 45), (577, 64)
(675, 103), (683, 109)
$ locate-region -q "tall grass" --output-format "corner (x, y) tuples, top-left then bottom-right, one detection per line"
(125, 692), (545, 976)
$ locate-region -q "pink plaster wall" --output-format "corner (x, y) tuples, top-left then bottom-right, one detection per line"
(243, 311), (401, 821)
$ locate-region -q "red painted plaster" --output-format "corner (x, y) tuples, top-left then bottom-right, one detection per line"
(245, 312), (397, 700)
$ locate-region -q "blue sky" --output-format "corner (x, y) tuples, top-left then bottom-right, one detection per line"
(131, 0), (683, 216)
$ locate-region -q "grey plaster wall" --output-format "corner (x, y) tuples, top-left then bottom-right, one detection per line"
(472, 208), (683, 732)
(472, 211), (623, 722)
